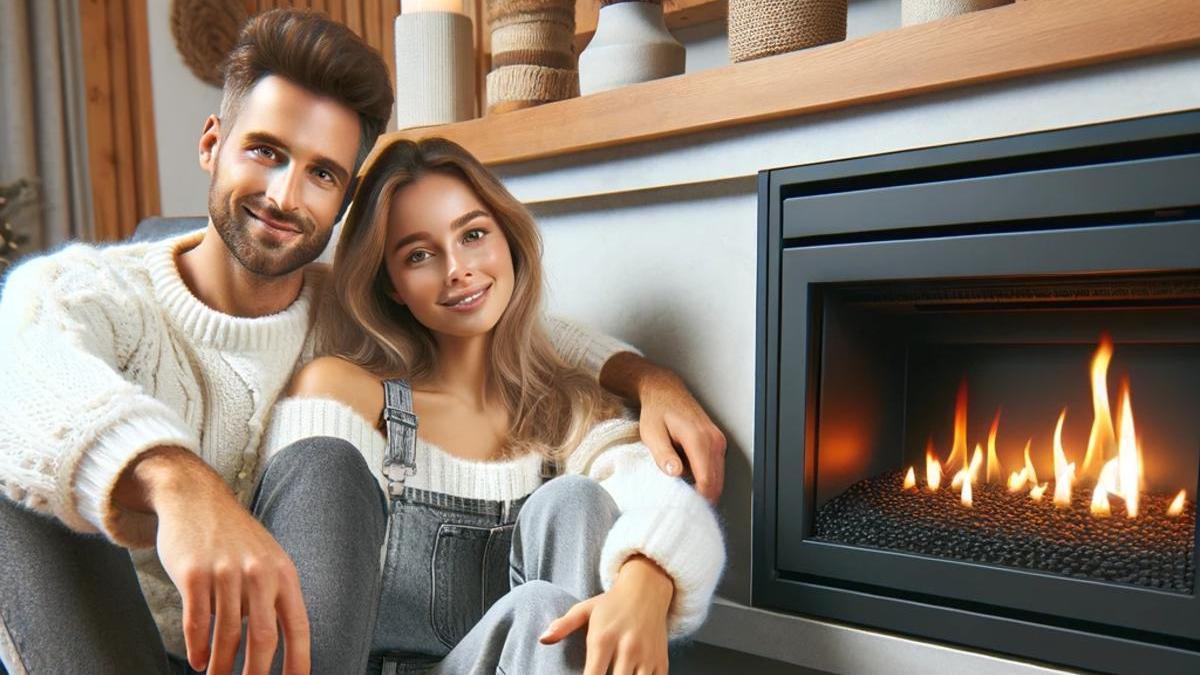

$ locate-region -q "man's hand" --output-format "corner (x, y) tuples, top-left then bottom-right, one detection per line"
(539, 555), (673, 675)
(600, 352), (727, 503)
(114, 447), (310, 675)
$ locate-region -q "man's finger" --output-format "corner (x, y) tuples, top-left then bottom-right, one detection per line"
(241, 572), (279, 675)
(640, 416), (683, 477)
(540, 598), (594, 645)
(276, 567), (311, 675)
(180, 570), (212, 671)
(208, 570), (243, 675)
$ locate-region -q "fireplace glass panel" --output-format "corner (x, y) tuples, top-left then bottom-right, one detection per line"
(810, 274), (1200, 594)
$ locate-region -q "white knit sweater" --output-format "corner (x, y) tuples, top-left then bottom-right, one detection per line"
(0, 231), (637, 655)
(262, 399), (724, 639)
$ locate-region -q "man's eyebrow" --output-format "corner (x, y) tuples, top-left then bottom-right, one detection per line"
(392, 210), (492, 253)
(243, 131), (351, 185)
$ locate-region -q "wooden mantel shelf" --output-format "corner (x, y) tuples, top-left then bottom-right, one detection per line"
(368, 0), (1200, 168)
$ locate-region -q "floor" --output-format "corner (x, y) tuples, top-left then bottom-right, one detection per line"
(671, 641), (827, 674)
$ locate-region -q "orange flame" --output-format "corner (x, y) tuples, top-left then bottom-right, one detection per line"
(1116, 381), (1142, 518)
(946, 380), (969, 473)
(1091, 459), (1119, 517)
(925, 440), (941, 492)
(986, 410), (1002, 484)
(1168, 490), (1187, 516)
(1023, 439), (1038, 486)
(1081, 334), (1116, 482)
(1030, 482), (1049, 501)
(1053, 409), (1075, 508)
(961, 470), (973, 507)
(903, 467), (916, 490)
(1007, 467), (1029, 492)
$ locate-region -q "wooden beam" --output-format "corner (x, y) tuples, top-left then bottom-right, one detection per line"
(370, 0), (1200, 168)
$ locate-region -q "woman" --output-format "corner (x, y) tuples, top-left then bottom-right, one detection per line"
(263, 138), (724, 673)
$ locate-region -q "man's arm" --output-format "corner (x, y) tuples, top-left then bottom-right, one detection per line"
(544, 315), (727, 502)
(0, 250), (308, 675)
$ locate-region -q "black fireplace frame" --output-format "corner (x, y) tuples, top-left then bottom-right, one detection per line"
(753, 111), (1200, 673)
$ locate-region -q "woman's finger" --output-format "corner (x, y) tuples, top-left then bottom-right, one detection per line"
(639, 415), (683, 477)
(208, 568), (243, 675)
(540, 597), (594, 644)
(611, 642), (637, 675)
(583, 629), (615, 675)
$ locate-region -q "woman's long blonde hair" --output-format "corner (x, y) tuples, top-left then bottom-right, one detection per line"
(318, 138), (624, 461)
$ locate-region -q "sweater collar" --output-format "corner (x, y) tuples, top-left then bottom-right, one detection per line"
(146, 230), (315, 351)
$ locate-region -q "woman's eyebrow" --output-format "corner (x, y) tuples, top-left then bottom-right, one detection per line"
(392, 210), (491, 253)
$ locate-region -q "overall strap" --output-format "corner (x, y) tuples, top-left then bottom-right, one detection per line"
(382, 378), (419, 496)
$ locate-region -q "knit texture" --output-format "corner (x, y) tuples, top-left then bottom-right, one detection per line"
(263, 401), (725, 638)
(728, 0), (847, 63)
(0, 231), (320, 653)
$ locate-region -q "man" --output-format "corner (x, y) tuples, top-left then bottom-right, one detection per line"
(0, 9), (724, 675)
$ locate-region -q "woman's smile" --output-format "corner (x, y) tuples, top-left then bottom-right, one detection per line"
(439, 283), (492, 312)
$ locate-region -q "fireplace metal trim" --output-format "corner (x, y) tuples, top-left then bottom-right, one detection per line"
(753, 111), (1200, 674)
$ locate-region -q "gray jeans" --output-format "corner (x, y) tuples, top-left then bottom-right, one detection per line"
(0, 437), (387, 675)
(372, 474), (620, 675)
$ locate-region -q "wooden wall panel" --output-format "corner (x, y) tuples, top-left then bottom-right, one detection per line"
(79, 0), (160, 241)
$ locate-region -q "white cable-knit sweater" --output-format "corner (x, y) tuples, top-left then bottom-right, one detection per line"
(0, 230), (638, 655)
(262, 399), (725, 638)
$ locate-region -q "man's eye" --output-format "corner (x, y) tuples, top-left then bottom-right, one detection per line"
(314, 168), (335, 184)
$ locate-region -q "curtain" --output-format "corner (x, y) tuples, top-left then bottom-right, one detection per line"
(0, 0), (94, 261)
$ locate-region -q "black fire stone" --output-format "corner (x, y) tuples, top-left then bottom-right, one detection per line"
(812, 470), (1196, 593)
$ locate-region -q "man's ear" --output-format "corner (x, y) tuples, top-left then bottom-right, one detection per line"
(199, 115), (221, 173)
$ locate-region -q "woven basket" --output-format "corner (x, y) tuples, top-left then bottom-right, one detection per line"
(728, 0), (847, 63)
(170, 0), (248, 87)
(486, 0), (578, 113)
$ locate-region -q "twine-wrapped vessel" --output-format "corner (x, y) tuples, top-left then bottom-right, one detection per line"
(486, 0), (578, 114)
(728, 0), (847, 64)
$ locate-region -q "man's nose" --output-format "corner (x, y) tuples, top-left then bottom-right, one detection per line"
(265, 165), (302, 213)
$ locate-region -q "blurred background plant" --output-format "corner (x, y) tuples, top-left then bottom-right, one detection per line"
(0, 178), (37, 275)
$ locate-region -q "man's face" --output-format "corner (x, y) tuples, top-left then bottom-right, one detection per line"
(199, 75), (362, 277)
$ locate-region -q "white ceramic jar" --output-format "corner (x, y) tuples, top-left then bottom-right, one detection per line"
(578, 1), (685, 96)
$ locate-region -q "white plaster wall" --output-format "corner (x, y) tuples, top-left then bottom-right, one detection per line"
(146, 0), (223, 217)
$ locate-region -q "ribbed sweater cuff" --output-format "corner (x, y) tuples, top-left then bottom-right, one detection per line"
(598, 466), (725, 639)
(75, 415), (199, 548)
(546, 315), (642, 379)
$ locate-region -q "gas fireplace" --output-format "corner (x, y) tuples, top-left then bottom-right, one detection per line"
(753, 112), (1200, 673)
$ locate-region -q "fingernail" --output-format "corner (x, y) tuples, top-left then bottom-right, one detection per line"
(539, 629), (553, 641)
(665, 460), (679, 475)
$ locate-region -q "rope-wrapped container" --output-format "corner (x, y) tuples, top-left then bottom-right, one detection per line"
(486, 0), (578, 114)
(170, 0), (248, 87)
(728, 0), (847, 64)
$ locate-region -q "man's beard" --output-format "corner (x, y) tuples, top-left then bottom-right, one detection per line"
(207, 172), (333, 278)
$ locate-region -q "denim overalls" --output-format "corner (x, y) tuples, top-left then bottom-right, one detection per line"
(368, 379), (556, 673)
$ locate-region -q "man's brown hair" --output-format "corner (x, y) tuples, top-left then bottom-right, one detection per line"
(220, 9), (394, 170)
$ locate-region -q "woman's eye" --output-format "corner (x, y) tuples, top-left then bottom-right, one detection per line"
(463, 228), (486, 243)
(407, 250), (430, 264)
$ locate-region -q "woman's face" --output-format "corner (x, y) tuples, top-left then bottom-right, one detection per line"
(383, 172), (515, 340)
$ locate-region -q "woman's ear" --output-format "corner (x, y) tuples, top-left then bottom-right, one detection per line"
(389, 289), (405, 306)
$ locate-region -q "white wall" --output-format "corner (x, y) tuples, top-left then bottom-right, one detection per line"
(146, 0), (223, 217)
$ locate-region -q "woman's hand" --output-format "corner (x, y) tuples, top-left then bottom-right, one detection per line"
(539, 555), (674, 675)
